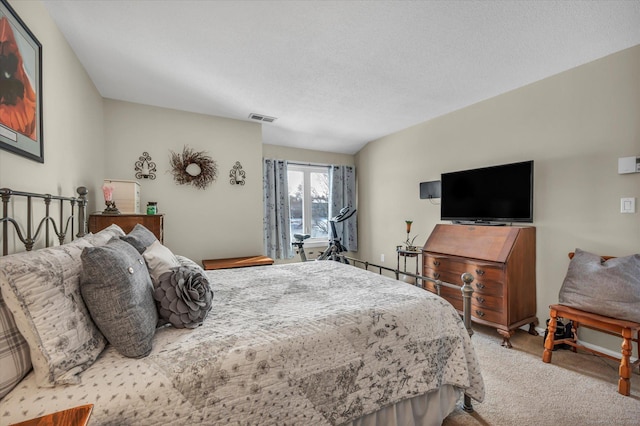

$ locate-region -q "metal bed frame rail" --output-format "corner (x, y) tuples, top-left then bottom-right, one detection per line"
(338, 254), (476, 413)
(1, 186), (88, 256)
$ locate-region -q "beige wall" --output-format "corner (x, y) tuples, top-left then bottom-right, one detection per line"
(102, 99), (263, 263)
(356, 45), (640, 350)
(4, 1), (636, 352)
(263, 143), (354, 166)
(0, 0), (105, 250)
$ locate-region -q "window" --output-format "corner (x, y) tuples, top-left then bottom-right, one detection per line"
(287, 164), (329, 244)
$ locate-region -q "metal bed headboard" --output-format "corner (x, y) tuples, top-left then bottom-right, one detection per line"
(1, 186), (88, 256)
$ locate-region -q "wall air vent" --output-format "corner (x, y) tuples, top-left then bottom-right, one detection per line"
(249, 113), (277, 123)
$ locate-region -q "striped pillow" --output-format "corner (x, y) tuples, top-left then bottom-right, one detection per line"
(0, 291), (31, 399)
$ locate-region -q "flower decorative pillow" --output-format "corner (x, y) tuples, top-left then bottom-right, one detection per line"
(153, 265), (213, 329)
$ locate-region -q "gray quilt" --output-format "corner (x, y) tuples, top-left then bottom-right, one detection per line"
(1, 261), (484, 425)
(148, 261), (484, 424)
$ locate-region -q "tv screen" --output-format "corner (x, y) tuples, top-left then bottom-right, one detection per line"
(440, 160), (534, 223)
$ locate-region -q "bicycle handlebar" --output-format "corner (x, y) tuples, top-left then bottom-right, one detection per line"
(331, 206), (356, 223)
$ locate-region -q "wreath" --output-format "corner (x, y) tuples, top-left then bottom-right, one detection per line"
(169, 146), (218, 189)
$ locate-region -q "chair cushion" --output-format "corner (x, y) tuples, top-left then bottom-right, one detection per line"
(559, 249), (640, 323)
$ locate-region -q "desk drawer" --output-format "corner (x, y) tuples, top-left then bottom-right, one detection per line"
(442, 291), (506, 324)
(423, 266), (504, 297)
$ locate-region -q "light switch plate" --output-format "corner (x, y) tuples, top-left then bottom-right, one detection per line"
(621, 197), (636, 213)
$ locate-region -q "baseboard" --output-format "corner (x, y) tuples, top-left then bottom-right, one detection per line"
(531, 325), (639, 363)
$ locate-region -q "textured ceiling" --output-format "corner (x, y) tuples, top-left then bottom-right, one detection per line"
(43, 1), (640, 154)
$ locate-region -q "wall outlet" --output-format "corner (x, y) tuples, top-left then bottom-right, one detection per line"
(380, 254), (385, 262)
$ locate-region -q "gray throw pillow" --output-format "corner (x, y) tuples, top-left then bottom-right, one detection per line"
(80, 239), (158, 358)
(558, 249), (640, 323)
(154, 265), (213, 329)
(121, 223), (157, 254)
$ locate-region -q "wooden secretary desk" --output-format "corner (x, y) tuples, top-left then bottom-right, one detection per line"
(422, 224), (538, 348)
(88, 213), (164, 243)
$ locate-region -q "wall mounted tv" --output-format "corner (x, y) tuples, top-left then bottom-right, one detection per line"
(440, 160), (534, 224)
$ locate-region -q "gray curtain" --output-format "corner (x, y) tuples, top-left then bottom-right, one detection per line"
(329, 165), (357, 252)
(263, 159), (293, 259)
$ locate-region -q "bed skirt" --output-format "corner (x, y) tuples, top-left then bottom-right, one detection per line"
(347, 385), (461, 426)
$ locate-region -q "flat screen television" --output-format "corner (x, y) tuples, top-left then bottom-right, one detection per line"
(440, 160), (534, 223)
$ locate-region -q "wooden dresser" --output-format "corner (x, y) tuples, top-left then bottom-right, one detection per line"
(88, 213), (164, 243)
(422, 224), (538, 347)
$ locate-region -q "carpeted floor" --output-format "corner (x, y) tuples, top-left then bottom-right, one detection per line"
(443, 324), (640, 426)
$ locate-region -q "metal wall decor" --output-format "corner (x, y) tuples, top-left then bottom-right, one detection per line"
(169, 146), (217, 189)
(229, 161), (246, 185)
(134, 151), (157, 179)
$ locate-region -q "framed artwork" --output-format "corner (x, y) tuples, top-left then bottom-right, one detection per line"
(0, 0), (43, 163)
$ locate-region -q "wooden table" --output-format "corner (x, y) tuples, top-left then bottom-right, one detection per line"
(10, 404), (93, 426)
(202, 255), (274, 270)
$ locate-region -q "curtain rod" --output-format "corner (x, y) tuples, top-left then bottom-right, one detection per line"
(287, 161), (331, 167)
(264, 158), (354, 168)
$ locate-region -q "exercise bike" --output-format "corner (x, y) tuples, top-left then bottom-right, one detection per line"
(293, 206), (356, 263)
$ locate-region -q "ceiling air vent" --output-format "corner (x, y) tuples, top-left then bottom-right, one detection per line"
(249, 113), (277, 123)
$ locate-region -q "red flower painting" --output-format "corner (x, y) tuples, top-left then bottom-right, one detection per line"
(0, 16), (36, 140)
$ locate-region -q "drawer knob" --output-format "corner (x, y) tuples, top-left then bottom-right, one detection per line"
(475, 268), (485, 276)
(475, 282), (485, 289)
(474, 310), (485, 317)
(475, 296), (485, 303)
(433, 260), (440, 266)
(433, 272), (441, 279)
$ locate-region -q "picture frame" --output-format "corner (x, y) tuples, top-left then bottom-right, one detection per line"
(0, 0), (43, 163)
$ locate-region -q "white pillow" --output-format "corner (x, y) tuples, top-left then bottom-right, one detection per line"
(0, 239), (106, 387)
(143, 240), (181, 283)
(84, 223), (126, 247)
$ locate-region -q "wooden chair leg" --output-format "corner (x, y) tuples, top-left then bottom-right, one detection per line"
(571, 321), (579, 353)
(542, 310), (557, 363)
(637, 330), (640, 374)
(619, 329), (632, 396)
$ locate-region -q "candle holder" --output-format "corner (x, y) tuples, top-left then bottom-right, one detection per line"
(229, 161), (246, 185)
(404, 220), (418, 251)
(102, 184), (120, 214)
(134, 151), (157, 180)
(103, 200), (120, 214)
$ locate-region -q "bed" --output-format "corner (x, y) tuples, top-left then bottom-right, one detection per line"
(0, 187), (484, 425)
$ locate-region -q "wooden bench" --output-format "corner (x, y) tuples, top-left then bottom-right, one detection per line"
(542, 253), (640, 396)
(202, 255), (274, 270)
